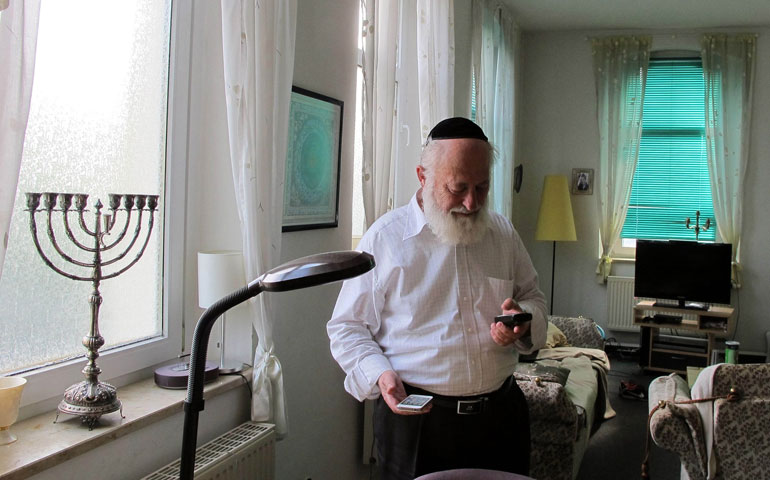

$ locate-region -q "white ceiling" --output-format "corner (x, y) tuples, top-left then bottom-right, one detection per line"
(502, 0), (770, 32)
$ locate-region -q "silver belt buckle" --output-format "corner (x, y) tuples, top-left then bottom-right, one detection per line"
(457, 398), (485, 415)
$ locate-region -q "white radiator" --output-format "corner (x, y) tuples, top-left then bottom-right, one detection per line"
(142, 421), (275, 480)
(607, 276), (638, 331)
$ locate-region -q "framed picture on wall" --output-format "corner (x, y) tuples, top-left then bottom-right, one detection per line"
(282, 86), (344, 231)
(571, 168), (594, 195)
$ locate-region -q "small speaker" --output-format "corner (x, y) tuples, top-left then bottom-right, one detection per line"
(154, 361), (220, 389)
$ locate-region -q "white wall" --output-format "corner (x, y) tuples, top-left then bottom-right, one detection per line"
(516, 29), (770, 352)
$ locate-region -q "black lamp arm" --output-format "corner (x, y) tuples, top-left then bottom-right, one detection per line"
(180, 282), (262, 479)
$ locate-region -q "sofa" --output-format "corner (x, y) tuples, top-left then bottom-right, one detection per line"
(647, 363), (770, 480)
(515, 315), (614, 480)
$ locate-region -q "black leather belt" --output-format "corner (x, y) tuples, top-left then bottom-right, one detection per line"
(404, 377), (513, 416)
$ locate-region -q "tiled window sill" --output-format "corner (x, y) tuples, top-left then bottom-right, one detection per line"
(0, 368), (251, 479)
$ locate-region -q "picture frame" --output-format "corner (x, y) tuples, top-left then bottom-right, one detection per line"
(571, 168), (594, 195)
(282, 86), (344, 231)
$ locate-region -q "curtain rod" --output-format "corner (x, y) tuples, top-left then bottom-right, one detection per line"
(585, 31), (760, 41)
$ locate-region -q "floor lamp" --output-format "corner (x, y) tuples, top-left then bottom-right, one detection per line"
(535, 175), (576, 315)
(180, 250), (375, 479)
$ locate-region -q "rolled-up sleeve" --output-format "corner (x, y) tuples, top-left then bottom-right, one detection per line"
(510, 229), (548, 354)
(327, 240), (392, 401)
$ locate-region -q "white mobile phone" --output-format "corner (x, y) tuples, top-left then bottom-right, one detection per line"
(396, 394), (433, 411)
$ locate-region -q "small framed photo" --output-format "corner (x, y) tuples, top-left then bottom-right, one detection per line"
(282, 86), (344, 231)
(571, 168), (594, 195)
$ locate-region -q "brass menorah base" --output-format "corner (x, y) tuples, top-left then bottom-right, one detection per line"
(56, 380), (123, 430)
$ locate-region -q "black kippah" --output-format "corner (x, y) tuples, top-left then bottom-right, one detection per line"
(426, 117), (488, 142)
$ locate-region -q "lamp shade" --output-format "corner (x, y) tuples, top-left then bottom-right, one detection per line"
(197, 251), (245, 308)
(535, 175), (577, 242)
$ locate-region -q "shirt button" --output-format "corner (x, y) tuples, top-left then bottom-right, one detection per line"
(467, 328), (472, 332)
(463, 297), (468, 301)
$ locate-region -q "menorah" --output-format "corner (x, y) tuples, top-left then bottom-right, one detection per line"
(25, 192), (159, 429)
(686, 210), (711, 241)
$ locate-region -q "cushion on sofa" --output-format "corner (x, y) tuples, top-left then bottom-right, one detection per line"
(546, 321), (569, 348)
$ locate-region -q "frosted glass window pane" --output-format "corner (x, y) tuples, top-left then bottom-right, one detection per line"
(0, 0), (170, 374)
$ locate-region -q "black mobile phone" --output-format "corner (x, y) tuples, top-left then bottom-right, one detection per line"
(495, 312), (532, 328)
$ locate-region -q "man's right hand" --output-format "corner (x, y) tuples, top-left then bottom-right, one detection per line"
(378, 370), (431, 415)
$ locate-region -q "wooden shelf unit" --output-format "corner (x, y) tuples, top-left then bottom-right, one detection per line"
(633, 300), (735, 374)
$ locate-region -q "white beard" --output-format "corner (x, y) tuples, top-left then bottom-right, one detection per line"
(422, 182), (490, 246)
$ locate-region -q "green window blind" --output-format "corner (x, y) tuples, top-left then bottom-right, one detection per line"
(621, 58), (716, 241)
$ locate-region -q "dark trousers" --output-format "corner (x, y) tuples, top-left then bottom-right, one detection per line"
(373, 376), (530, 480)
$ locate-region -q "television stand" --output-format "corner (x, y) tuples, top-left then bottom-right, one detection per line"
(633, 300), (735, 374)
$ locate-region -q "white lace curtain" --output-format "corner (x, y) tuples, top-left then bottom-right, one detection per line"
(591, 36), (651, 282)
(0, 0), (41, 280)
(471, 0), (518, 220)
(360, 0), (399, 228)
(702, 34), (756, 288)
(416, 0), (454, 143)
(220, 0), (297, 437)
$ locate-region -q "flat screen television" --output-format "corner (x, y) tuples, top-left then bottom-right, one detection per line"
(634, 240), (732, 309)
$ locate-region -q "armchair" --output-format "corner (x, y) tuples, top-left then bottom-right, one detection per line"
(647, 363), (770, 479)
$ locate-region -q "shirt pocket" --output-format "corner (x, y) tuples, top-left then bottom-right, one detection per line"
(475, 276), (514, 322)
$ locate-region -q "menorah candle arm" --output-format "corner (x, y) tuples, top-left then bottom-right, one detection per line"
(28, 210), (90, 281)
(45, 209), (97, 268)
(101, 207), (134, 251)
(77, 207), (97, 237)
(63, 209), (98, 253)
(101, 209), (147, 269)
(102, 211), (156, 278)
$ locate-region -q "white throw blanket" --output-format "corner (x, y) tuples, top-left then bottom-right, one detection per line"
(536, 346), (617, 420)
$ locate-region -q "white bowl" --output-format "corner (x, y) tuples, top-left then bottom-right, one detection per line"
(0, 377), (27, 445)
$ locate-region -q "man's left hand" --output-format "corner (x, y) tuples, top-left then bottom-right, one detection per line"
(489, 298), (530, 346)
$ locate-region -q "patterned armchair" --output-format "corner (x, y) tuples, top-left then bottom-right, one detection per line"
(648, 363), (770, 479)
(515, 315), (607, 480)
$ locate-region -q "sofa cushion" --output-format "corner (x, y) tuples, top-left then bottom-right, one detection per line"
(546, 321), (570, 348)
(548, 316), (604, 349)
(514, 361), (570, 386)
(714, 397), (770, 479)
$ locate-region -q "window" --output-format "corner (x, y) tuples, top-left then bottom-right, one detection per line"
(621, 56), (716, 243)
(0, 0), (189, 406)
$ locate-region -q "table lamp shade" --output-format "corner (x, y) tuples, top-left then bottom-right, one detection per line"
(198, 251), (245, 308)
(535, 175), (577, 242)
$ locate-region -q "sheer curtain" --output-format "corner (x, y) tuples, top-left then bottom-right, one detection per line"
(591, 36), (650, 282)
(471, 0), (517, 219)
(0, 0), (41, 279)
(220, 0), (297, 437)
(361, 0), (399, 227)
(702, 34), (756, 288)
(416, 0), (454, 143)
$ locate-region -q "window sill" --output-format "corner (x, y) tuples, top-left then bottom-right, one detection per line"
(0, 367), (251, 479)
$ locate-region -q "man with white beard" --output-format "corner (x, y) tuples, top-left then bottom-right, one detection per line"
(327, 117), (547, 479)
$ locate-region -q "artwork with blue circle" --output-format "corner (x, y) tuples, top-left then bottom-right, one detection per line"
(283, 87), (343, 231)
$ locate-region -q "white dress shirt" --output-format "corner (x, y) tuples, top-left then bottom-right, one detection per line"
(327, 194), (547, 401)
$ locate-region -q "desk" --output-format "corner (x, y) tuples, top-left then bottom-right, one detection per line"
(633, 300), (735, 374)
